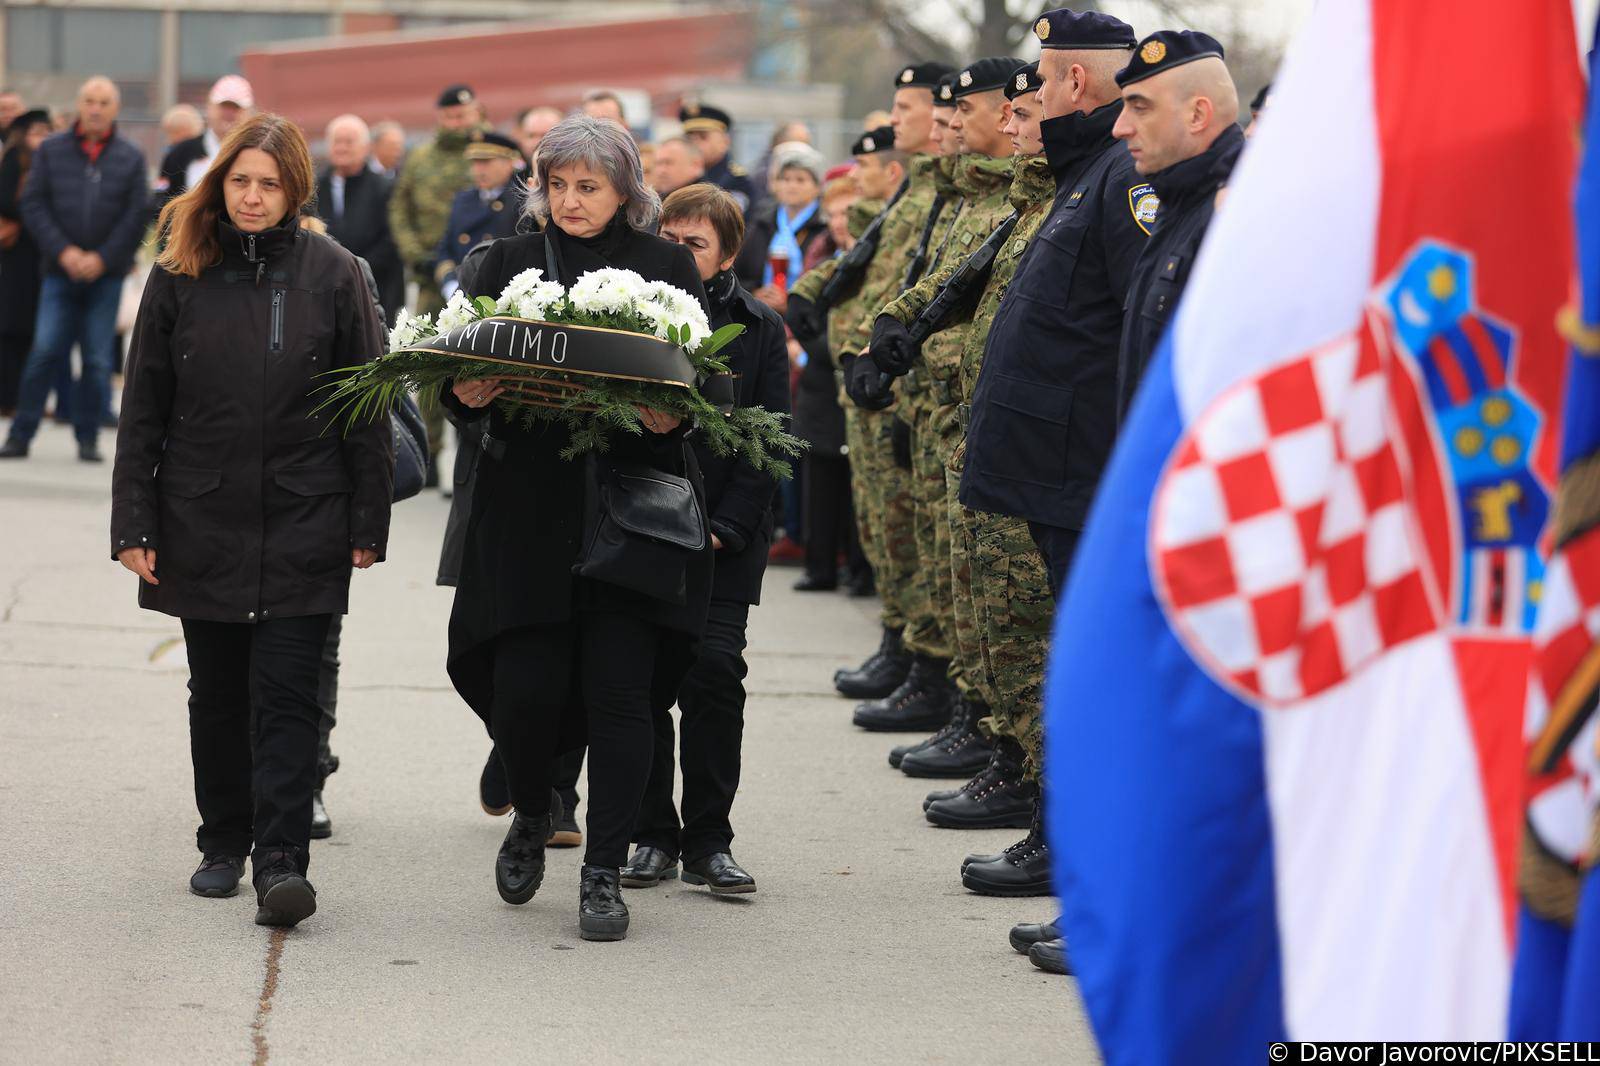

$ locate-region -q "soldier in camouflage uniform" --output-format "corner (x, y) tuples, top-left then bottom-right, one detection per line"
(387, 84), (488, 473)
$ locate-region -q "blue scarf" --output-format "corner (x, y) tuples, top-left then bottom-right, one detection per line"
(764, 200), (819, 288)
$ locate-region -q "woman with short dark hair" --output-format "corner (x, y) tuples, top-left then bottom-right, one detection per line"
(444, 115), (711, 941)
(111, 113), (393, 928)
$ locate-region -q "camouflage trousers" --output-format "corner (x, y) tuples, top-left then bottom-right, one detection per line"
(945, 444), (1053, 778)
(901, 396), (957, 668)
(844, 403), (916, 633)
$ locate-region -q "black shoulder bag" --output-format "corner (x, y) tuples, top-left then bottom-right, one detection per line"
(573, 453), (707, 605)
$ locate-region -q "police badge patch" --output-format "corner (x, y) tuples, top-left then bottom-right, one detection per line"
(1128, 183), (1160, 235)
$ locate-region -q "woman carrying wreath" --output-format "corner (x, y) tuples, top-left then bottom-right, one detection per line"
(441, 115), (712, 942)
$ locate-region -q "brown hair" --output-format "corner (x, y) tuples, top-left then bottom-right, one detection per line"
(659, 183), (745, 262)
(821, 175), (858, 204)
(156, 113), (315, 278)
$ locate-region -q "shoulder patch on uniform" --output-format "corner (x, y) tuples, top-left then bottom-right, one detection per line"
(1128, 183), (1160, 236)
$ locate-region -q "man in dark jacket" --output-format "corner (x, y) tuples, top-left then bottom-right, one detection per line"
(1112, 31), (1244, 416)
(431, 131), (523, 301)
(150, 75), (253, 219)
(1, 77), (148, 462)
(315, 114), (406, 327)
(625, 184), (790, 894)
(680, 102), (757, 213)
(957, 8), (1150, 598)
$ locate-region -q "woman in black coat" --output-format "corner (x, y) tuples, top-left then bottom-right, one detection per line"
(110, 114), (393, 928)
(0, 110), (52, 414)
(441, 115), (711, 942)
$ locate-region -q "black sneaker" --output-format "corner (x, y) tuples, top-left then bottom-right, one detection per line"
(924, 739), (1036, 829)
(579, 865), (629, 942)
(496, 808), (552, 905)
(252, 851), (316, 928)
(479, 749), (512, 816)
(852, 654), (957, 732)
(0, 441), (28, 459)
(190, 854), (245, 898)
(834, 626), (910, 700)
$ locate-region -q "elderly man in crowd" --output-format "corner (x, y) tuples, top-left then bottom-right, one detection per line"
(517, 105), (563, 160)
(0, 77), (146, 463)
(651, 136), (705, 197)
(159, 104), (204, 147)
(580, 89), (627, 127)
(151, 74), (253, 213)
(370, 120), (406, 179)
(315, 113), (406, 326)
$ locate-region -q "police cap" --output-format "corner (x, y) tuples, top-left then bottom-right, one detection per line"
(679, 101), (733, 134)
(464, 130), (522, 162)
(1031, 8), (1137, 50)
(952, 57), (1020, 99)
(1115, 30), (1225, 88)
(851, 125), (897, 156)
(437, 84), (476, 108)
(934, 75), (958, 109)
(1004, 62), (1043, 102)
(895, 62), (955, 91)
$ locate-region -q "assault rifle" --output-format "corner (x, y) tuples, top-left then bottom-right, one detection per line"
(814, 177), (909, 313)
(904, 210), (1021, 345)
(902, 194), (949, 292)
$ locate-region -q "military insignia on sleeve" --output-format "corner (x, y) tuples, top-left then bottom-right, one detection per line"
(1141, 41), (1167, 64)
(1128, 183), (1160, 235)
(1035, 17), (1050, 40)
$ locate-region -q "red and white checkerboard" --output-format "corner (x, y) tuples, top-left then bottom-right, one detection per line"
(1151, 329), (1441, 706)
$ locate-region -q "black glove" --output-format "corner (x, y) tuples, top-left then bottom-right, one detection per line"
(868, 314), (918, 377)
(843, 353), (896, 411)
(786, 294), (824, 344)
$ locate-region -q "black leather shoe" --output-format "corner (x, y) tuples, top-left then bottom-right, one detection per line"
(900, 696), (994, 778)
(681, 852), (756, 895)
(496, 809), (551, 905)
(0, 441), (27, 459)
(479, 750), (512, 816)
(77, 442), (103, 463)
(925, 739), (1035, 829)
(309, 791), (332, 839)
(852, 654), (956, 732)
(620, 845), (679, 888)
(1009, 920), (1062, 955)
(579, 865), (629, 941)
(252, 852), (316, 928)
(963, 833), (1052, 896)
(1029, 938), (1072, 975)
(792, 572), (838, 592)
(834, 626), (910, 699)
(189, 854), (245, 898)
(923, 787), (960, 811)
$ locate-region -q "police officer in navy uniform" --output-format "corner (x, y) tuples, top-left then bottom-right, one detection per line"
(958, 7), (1152, 598)
(679, 102), (757, 213)
(1112, 30), (1244, 417)
(431, 130), (524, 300)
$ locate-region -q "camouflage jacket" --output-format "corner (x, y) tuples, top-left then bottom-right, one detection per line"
(837, 154), (943, 359)
(880, 153), (1019, 398)
(388, 126), (483, 276)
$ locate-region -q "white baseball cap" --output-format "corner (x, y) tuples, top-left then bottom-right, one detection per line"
(209, 75), (254, 109)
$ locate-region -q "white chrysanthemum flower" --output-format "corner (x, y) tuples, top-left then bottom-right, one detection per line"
(637, 280), (712, 349)
(434, 290), (478, 334)
(504, 277), (567, 322)
(568, 267), (649, 317)
(387, 309), (433, 352)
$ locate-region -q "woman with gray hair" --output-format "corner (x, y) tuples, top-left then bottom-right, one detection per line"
(439, 115), (712, 942)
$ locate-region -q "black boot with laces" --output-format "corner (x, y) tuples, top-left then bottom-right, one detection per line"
(961, 796), (1053, 896)
(835, 626), (911, 699)
(496, 808), (552, 905)
(852, 654), (957, 732)
(887, 693), (969, 769)
(899, 695), (995, 778)
(579, 865), (630, 942)
(923, 737), (1035, 829)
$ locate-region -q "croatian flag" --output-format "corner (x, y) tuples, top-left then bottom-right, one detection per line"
(1043, 0), (1581, 1059)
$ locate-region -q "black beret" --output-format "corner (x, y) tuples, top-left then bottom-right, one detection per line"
(934, 75), (958, 108)
(1032, 8), (1136, 50)
(680, 102), (733, 133)
(1251, 82), (1272, 113)
(851, 125), (897, 156)
(1115, 30), (1226, 88)
(895, 62), (955, 91)
(1003, 62), (1043, 101)
(437, 84), (475, 108)
(464, 130), (522, 161)
(952, 57), (1018, 98)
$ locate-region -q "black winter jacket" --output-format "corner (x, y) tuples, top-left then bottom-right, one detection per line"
(110, 217), (395, 622)
(733, 199), (827, 292)
(23, 127), (149, 279)
(314, 167), (406, 327)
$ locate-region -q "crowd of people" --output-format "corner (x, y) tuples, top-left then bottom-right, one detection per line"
(0, 4), (1273, 953)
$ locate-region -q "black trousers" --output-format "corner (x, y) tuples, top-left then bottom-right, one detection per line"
(634, 599), (750, 862)
(182, 614), (333, 872)
(0, 330), (29, 411)
(1027, 521), (1082, 601)
(486, 610), (664, 869)
(803, 452), (859, 580)
(316, 614), (343, 786)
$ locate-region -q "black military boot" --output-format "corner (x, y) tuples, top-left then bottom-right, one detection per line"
(899, 695), (994, 778)
(1029, 938), (1072, 975)
(923, 786), (960, 811)
(924, 738), (1035, 829)
(495, 808), (552, 905)
(579, 865), (630, 942)
(835, 626), (911, 699)
(1009, 919), (1062, 955)
(961, 796), (1052, 896)
(888, 692), (970, 769)
(852, 655), (957, 732)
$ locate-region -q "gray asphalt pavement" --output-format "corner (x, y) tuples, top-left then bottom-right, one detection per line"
(0, 423), (1097, 1064)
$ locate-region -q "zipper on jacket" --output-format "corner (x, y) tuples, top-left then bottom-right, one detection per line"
(269, 290), (284, 352)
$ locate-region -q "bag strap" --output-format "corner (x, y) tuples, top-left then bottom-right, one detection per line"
(543, 228), (568, 286)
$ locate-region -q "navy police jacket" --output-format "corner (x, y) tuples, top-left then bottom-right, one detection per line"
(432, 184), (522, 295)
(959, 101), (1151, 531)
